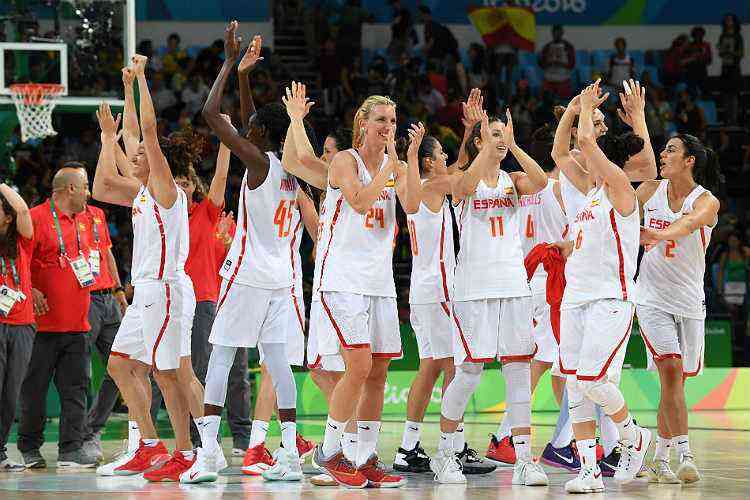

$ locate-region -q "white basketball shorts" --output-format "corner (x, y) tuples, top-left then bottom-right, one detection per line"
(531, 292), (558, 364)
(111, 274), (195, 371)
(307, 298), (345, 372)
(318, 291), (402, 359)
(636, 304), (704, 377)
(258, 291), (305, 366)
(410, 302), (455, 360)
(452, 296), (535, 365)
(210, 278), (291, 349)
(559, 299), (634, 382)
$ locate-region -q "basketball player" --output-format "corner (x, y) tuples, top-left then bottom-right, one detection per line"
(92, 54), (206, 482)
(636, 134), (720, 484)
(181, 23), (326, 484)
(487, 123), (580, 470)
(311, 94), (421, 489)
(430, 108), (549, 485)
(553, 81), (651, 493)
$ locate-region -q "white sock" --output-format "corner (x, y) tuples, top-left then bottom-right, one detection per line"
(453, 422), (466, 453)
(600, 413), (620, 456)
(496, 415), (511, 439)
(202, 415), (221, 454)
(355, 421), (380, 468)
(127, 421), (141, 452)
(578, 438), (598, 469)
(439, 432), (455, 453)
(180, 449), (194, 460)
(249, 420), (269, 448)
(551, 415), (574, 449)
(673, 435), (691, 458)
(342, 432), (358, 462)
(193, 417), (205, 444)
(615, 414), (638, 444)
(513, 434), (532, 463)
(654, 435), (672, 462)
(401, 420), (421, 451)
(280, 421), (299, 457)
(322, 417), (345, 457)
(143, 438), (159, 447)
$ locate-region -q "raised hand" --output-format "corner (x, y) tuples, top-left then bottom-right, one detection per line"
(121, 67), (135, 87)
(281, 81), (314, 120)
(407, 122), (426, 158)
(385, 128), (399, 163)
(216, 211), (235, 246)
(461, 88), (484, 130)
(96, 102), (121, 139)
(479, 109), (491, 145)
(223, 20), (242, 63)
(617, 79), (646, 127)
(580, 79), (609, 110)
(499, 108), (516, 149)
(238, 35), (264, 74)
(131, 54), (148, 75)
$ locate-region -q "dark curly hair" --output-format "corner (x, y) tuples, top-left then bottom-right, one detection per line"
(596, 132), (644, 168)
(327, 128), (352, 152)
(0, 192), (18, 260)
(674, 134), (722, 192)
(529, 124), (556, 172)
(253, 103), (290, 154)
(160, 125), (205, 179)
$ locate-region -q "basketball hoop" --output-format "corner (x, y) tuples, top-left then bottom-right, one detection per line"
(9, 83), (65, 142)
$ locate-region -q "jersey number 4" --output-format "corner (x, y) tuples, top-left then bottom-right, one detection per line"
(525, 214), (535, 239)
(274, 199), (297, 237)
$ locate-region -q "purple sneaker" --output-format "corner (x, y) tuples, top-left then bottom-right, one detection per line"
(540, 443), (580, 472)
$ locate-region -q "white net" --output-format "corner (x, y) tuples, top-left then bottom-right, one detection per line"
(9, 84), (65, 143)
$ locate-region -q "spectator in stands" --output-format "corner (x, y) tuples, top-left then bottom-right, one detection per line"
(388, 0), (417, 60)
(662, 34), (688, 87)
(466, 43), (489, 91)
(162, 33), (190, 79)
(538, 25), (576, 99)
(318, 38), (343, 116)
(418, 6), (459, 72)
(718, 13), (744, 125)
(151, 72), (178, 113)
(367, 55), (390, 95)
(682, 26), (712, 94)
(341, 54), (367, 103)
(417, 75), (446, 116)
(181, 75), (209, 117)
(67, 129), (99, 172)
(675, 88), (707, 138)
(607, 37), (635, 88)
(716, 231), (750, 362)
(336, 0), (373, 65)
(644, 88), (672, 152)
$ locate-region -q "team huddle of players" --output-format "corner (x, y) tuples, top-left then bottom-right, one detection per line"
(91, 22), (720, 494)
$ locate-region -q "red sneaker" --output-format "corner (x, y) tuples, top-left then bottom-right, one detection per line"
(114, 440), (170, 476)
(241, 443), (274, 476)
(486, 434), (516, 465)
(296, 433), (316, 460)
(596, 443), (604, 462)
(143, 451), (195, 482)
(359, 455), (405, 488)
(312, 445), (367, 489)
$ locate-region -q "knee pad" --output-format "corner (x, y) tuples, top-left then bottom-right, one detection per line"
(259, 342), (297, 409)
(441, 363), (482, 421)
(579, 378), (625, 417)
(566, 376), (595, 424)
(204, 344), (237, 407)
(503, 362), (531, 429)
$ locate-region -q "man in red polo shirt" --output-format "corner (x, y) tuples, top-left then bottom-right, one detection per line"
(18, 166), (98, 469)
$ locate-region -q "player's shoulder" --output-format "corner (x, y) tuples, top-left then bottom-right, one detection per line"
(636, 179), (661, 202)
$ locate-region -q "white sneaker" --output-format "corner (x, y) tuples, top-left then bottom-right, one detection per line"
(215, 447), (228, 472)
(0, 458), (26, 472)
(565, 465), (605, 493)
(179, 447), (218, 484)
(261, 448), (303, 481)
(647, 460), (679, 484)
(512, 460), (548, 486)
(430, 448), (466, 484)
(676, 455), (700, 484)
(614, 427), (652, 484)
(96, 448), (136, 476)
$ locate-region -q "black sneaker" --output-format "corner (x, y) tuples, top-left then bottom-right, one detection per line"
(598, 447), (621, 477)
(456, 443), (497, 475)
(22, 449), (47, 469)
(392, 441), (431, 473)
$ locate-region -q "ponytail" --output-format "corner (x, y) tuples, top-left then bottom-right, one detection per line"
(675, 134), (723, 192)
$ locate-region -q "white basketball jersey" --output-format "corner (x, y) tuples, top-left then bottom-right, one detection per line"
(454, 170), (530, 301)
(407, 196), (455, 305)
(290, 197), (304, 299)
(559, 171), (588, 239)
(519, 179), (568, 294)
(318, 149), (397, 298)
(220, 152), (298, 289)
(131, 185), (189, 285)
(563, 185), (640, 308)
(636, 180), (713, 319)
(311, 195), (331, 304)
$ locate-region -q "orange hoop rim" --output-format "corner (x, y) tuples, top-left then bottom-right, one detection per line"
(9, 83), (65, 105)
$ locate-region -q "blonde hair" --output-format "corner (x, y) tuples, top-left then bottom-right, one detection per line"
(352, 95), (397, 149)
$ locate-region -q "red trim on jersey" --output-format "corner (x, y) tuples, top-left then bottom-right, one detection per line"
(308, 354), (322, 370)
(562, 224), (569, 240)
(320, 294), (369, 349)
(110, 351), (130, 359)
(439, 209), (450, 302)
(500, 343), (538, 364)
(292, 295), (305, 333)
(216, 185), (249, 313)
(452, 304), (495, 363)
(440, 301), (451, 318)
(317, 198), (344, 290)
(558, 353), (577, 375)
(640, 326), (682, 362)
(699, 227), (707, 251)
(608, 209), (628, 301)
(372, 350), (403, 358)
(151, 283), (172, 367)
(289, 217), (303, 297)
(153, 205), (167, 280)
(576, 314), (633, 381)
(458, 199), (466, 234)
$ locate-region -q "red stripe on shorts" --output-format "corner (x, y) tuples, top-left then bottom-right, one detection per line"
(640, 326), (682, 362)
(151, 283), (172, 368)
(577, 312), (633, 381)
(319, 294), (369, 350)
(452, 304), (494, 363)
(608, 209), (628, 301)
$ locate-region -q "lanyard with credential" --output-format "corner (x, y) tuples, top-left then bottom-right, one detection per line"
(87, 207), (100, 244)
(0, 258), (19, 287)
(50, 198), (81, 267)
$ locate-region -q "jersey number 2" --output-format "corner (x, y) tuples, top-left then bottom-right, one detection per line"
(665, 240), (677, 258)
(274, 200), (296, 237)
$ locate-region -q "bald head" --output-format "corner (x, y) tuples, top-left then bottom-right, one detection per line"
(52, 168), (86, 192)
(52, 167), (89, 213)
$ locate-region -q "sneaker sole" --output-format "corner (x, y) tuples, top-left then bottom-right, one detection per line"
(368, 480), (406, 488)
(677, 468), (700, 484)
(57, 462), (98, 469)
(463, 465), (498, 475)
(540, 457), (580, 472)
(262, 473), (303, 482)
(114, 454), (171, 476)
(392, 463), (431, 473)
(566, 486), (605, 493)
(310, 474), (338, 486)
(180, 473), (218, 484)
(484, 456), (516, 466)
(241, 465), (272, 476)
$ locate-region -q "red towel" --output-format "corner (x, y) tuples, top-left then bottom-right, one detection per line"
(524, 243), (567, 343)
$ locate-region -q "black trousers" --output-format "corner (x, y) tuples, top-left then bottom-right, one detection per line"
(18, 332), (90, 454)
(0, 323), (35, 460)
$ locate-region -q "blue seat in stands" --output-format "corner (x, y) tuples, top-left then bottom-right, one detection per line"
(697, 99), (718, 126)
